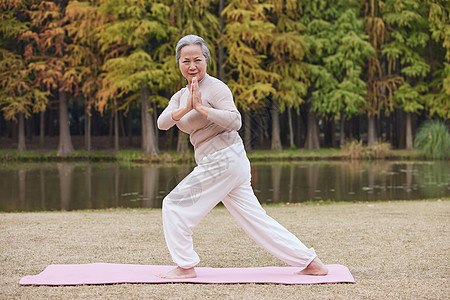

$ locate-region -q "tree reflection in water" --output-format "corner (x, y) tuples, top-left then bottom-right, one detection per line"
(57, 163), (74, 211)
(0, 161), (448, 212)
(142, 166), (159, 208)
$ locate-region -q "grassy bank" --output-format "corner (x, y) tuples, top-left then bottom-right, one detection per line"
(0, 146), (428, 164)
(1, 200), (448, 299)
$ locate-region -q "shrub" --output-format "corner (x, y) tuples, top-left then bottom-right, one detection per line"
(366, 142), (392, 160)
(414, 120), (450, 159)
(341, 141), (393, 160)
(341, 140), (364, 160)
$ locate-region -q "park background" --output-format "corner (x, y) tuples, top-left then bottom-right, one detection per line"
(1, 2), (449, 298)
(0, 0), (449, 159)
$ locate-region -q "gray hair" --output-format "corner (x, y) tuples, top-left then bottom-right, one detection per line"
(175, 35), (211, 64)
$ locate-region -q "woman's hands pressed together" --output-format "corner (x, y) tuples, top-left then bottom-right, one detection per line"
(191, 77), (210, 117)
(171, 76), (209, 121)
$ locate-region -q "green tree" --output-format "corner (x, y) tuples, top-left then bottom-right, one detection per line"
(383, 0), (431, 149)
(424, 0), (450, 121)
(267, 0), (308, 150)
(0, 0), (47, 152)
(96, 0), (175, 155)
(65, 0), (104, 152)
(166, 0), (221, 152)
(364, 0), (403, 145)
(0, 50), (47, 152)
(23, 0), (78, 155)
(303, 0), (373, 148)
(222, 0), (279, 151)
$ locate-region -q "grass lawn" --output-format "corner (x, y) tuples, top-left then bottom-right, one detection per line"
(1, 200), (448, 299)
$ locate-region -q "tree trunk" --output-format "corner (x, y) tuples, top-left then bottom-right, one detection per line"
(141, 83), (160, 155)
(92, 111), (100, 136)
(345, 119), (352, 140)
(353, 116), (361, 141)
(386, 113), (392, 143)
(57, 90), (74, 155)
(39, 111), (45, 147)
(153, 102), (159, 149)
(396, 109), (405, 149)
(368, 115), (377, 146)
(177, 131), (189, 152)
(375, 115), (381, 141)
(305, 110), (320, 149)
(141, 96), (148, 150)
(119, 111), (126, 138)
(17, 112), (26, 153)
(287, 107), (295, 149)
(218, 0), (225, 81)
(323, 116), (333, 148)
(48, 108), (55, 137)
(108, 110), (113, 146)
(11, 119), (17, 140)
(295, 110), (303, 147)
(72, 98), (81, 135)
(85, 107), (91, 152)
(258, 114), (266, 147)
(26, 115), (33, 142)
(339, 117), (345, 147)
(331, 116), (337, 148)
(165, 127), (174, 150)
(405, 112), (413, 150)
(244, 110), (252, 152)
(271, 99), (282, 151)
(127, 110), (133, 147)
(114, 104), (119, 153)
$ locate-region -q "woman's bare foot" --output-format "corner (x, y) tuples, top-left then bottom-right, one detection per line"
(296, 257), (328, 276)
(157, 266), (197, 279)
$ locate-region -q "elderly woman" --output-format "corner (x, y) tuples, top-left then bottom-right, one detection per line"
(157, 35), (328, 279)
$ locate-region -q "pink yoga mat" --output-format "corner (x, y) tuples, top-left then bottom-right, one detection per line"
(19, 263), (355, 285)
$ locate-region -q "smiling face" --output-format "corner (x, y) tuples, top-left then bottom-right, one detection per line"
(178, 44), (207, 85)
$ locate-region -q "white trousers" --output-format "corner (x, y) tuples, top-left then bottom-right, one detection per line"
(162, 142), (317, 269)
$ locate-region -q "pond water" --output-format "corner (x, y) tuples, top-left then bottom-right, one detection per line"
(0, 161), (449, 212)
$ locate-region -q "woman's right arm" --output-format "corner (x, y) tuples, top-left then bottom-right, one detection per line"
(157, 92), (181, 130)
(158, 88), (193, 130)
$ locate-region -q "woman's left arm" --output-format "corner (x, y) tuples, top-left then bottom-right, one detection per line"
(192, 80), (241, 131)
(207, 103), (241, 131)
